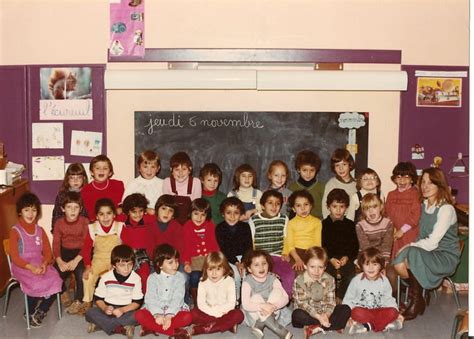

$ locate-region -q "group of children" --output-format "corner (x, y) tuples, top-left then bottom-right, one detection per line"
(9, 147), (423, 338)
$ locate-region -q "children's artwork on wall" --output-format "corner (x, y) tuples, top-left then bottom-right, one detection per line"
(416, 77), (462, 107)
(39, 67), (93, 120)
(32, 156), (64, 181)
(109, 0), (145, 58)
(32, 122), (64, 149)
(411, 143), (425, 160)
(70, 130), (102, 157)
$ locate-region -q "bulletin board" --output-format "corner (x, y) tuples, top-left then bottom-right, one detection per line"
(135, 111), (369, 193)
(27, 64), (107, 204)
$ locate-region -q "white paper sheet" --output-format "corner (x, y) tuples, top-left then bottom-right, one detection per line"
(32, 122), (64, 149)
(70, 130), (102, 157)
(32, 156), (65, 181)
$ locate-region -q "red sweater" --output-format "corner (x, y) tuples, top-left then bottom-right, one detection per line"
(117, 214), (157, 258)
(81, 179), (124, 221)
(52, 216), (89, 258)
(155, 219), (184, 255)
(181, 219), (219, 264)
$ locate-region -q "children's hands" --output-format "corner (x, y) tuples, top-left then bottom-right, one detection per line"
(292, 258), (305, 271)
(162, 315), (172, 330)
(83, 266), (92, 280)
(154, 314), (164, 325)
(27, 264), (42, 275)
(394, 229), (404, 240)
(184, 264), (192, 273)
(56, 258), (68, 272)
(330, 258), (341, 269)
(316, 313), (331, 328)
(281, 255), (290, 262)
(104, 305), (114, 315)
(112, 307), (123, 318)
(67, 257), (80, 271)
(340, 256), (349, 266)
(236, 262), (245, 277)
(259, 303), (276, 317)
(146, 208), (155, 215)
(39, 262), (47, 274)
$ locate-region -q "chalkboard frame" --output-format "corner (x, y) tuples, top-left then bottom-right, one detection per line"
(134, 111), (369, 193)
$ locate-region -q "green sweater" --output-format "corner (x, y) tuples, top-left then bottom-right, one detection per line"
(202, 190), (227, 225)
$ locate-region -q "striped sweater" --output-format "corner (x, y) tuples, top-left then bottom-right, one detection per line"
(355, 217), (394, 263)
(248, 213), (288, 255)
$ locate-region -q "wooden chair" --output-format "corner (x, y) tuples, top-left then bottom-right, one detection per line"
(2, 239), (62, 329)
(397, 240), (465, 309)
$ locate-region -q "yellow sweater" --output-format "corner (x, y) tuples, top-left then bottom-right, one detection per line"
(283, 215), (322, 255)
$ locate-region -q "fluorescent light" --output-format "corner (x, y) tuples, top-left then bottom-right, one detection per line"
(257, 70), (408, 91)
(104, 69), (257, 89)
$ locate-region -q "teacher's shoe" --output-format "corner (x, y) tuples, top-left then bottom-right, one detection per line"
(402, 270), (425, 320)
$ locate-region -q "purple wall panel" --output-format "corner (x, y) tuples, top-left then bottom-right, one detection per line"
(399, 65), (469, 204)
(0, 67), (29, 171)
(27, 64), (106, 204)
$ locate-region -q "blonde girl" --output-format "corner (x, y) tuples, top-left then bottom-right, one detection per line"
(228, 163), (263, 221)
(52, 162), (89, 231)
(355, 194), (394, 265)
(347, 168), (385, 221)
(266, 160), (292, 216)
(188, 252), (244, 335)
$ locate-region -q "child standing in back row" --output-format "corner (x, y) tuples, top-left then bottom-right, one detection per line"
(10, 193), (62, 327)
(322, 149), (357, 219)
(123, 150), (163, 215)
(51, 163), (89, 232)
(289, 150), (325, 219)
(228, 164), (263, 221)
(163, 152), (202, 224)
(81, 155), (125, 221)
(265, 160), (292, 216)
(200, 163), (227, 225)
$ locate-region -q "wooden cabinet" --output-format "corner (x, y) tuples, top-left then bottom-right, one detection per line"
(0, 179), (29, 293)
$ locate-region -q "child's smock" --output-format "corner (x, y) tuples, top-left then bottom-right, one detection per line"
(10, 224), (62, 297)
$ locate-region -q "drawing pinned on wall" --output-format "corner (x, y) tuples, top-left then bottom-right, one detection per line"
(32, 122), (64, 149)
(32, 156), (64, 181)
(110, 0), (145, 58)
(70, 130), (102, 157)
(416, 77), (462, 107)
(39, 67), (93, 120)
(411, 144), (425, 160)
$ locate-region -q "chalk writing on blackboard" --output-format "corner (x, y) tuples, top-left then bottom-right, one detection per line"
(144, 112), (264, 135)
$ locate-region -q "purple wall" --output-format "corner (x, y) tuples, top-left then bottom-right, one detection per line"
(399, 65), (469, 204)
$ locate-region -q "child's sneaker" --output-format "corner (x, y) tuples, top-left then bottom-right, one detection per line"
(250, 326), (264, 339)
(304, 324), (325, 338)
(124, 325), (135, 339)
(67, 300), (83, 314)
(23, 313), (41, 328)
(348, 321), (367, 335)
(87, 322), (99, 333)
(31, 309), (46, 327)
(384, 319), (403, 331)
(61, 291), (72, 307)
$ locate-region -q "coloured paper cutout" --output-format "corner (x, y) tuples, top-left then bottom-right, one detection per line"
(32, 156), (64, 181)
(32, 122), (64, 149)
(70, 130), (102, 157)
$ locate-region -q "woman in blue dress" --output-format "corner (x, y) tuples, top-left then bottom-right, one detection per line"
(391, 168), (460, 320)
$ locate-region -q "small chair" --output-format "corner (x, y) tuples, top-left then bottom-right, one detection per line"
(396, 240), (465, 309)
(3, 239), (62, 329)
(451, 309), (468, 339)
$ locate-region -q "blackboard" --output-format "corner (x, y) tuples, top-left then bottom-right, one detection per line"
(135, 111), (369, 193)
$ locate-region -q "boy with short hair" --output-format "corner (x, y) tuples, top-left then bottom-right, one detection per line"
(321, 188), (359, 300)
(288, 150), (325, 219)
(162, 151), (202, 224)
(52, 191), (89, 314)
(85, 244), (143, 338)
(200, 163), (227, 225)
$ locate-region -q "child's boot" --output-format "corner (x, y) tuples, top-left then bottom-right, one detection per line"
(190, 288), (198, 308)
(78, 301), (92, 315)
(124, 325), (135, 339)
(250, 320), (265, 339)
(67, 300), (82, 314)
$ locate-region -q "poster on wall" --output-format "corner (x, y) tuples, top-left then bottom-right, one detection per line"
(109, 0), (145, 58)
(416, 77), (462, 107)
(39, 67), (93, 120)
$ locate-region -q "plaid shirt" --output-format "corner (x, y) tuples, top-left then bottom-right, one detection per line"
(292, 271), (336, 317)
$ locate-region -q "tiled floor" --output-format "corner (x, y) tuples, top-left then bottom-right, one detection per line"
(0, 286), (467, 338)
